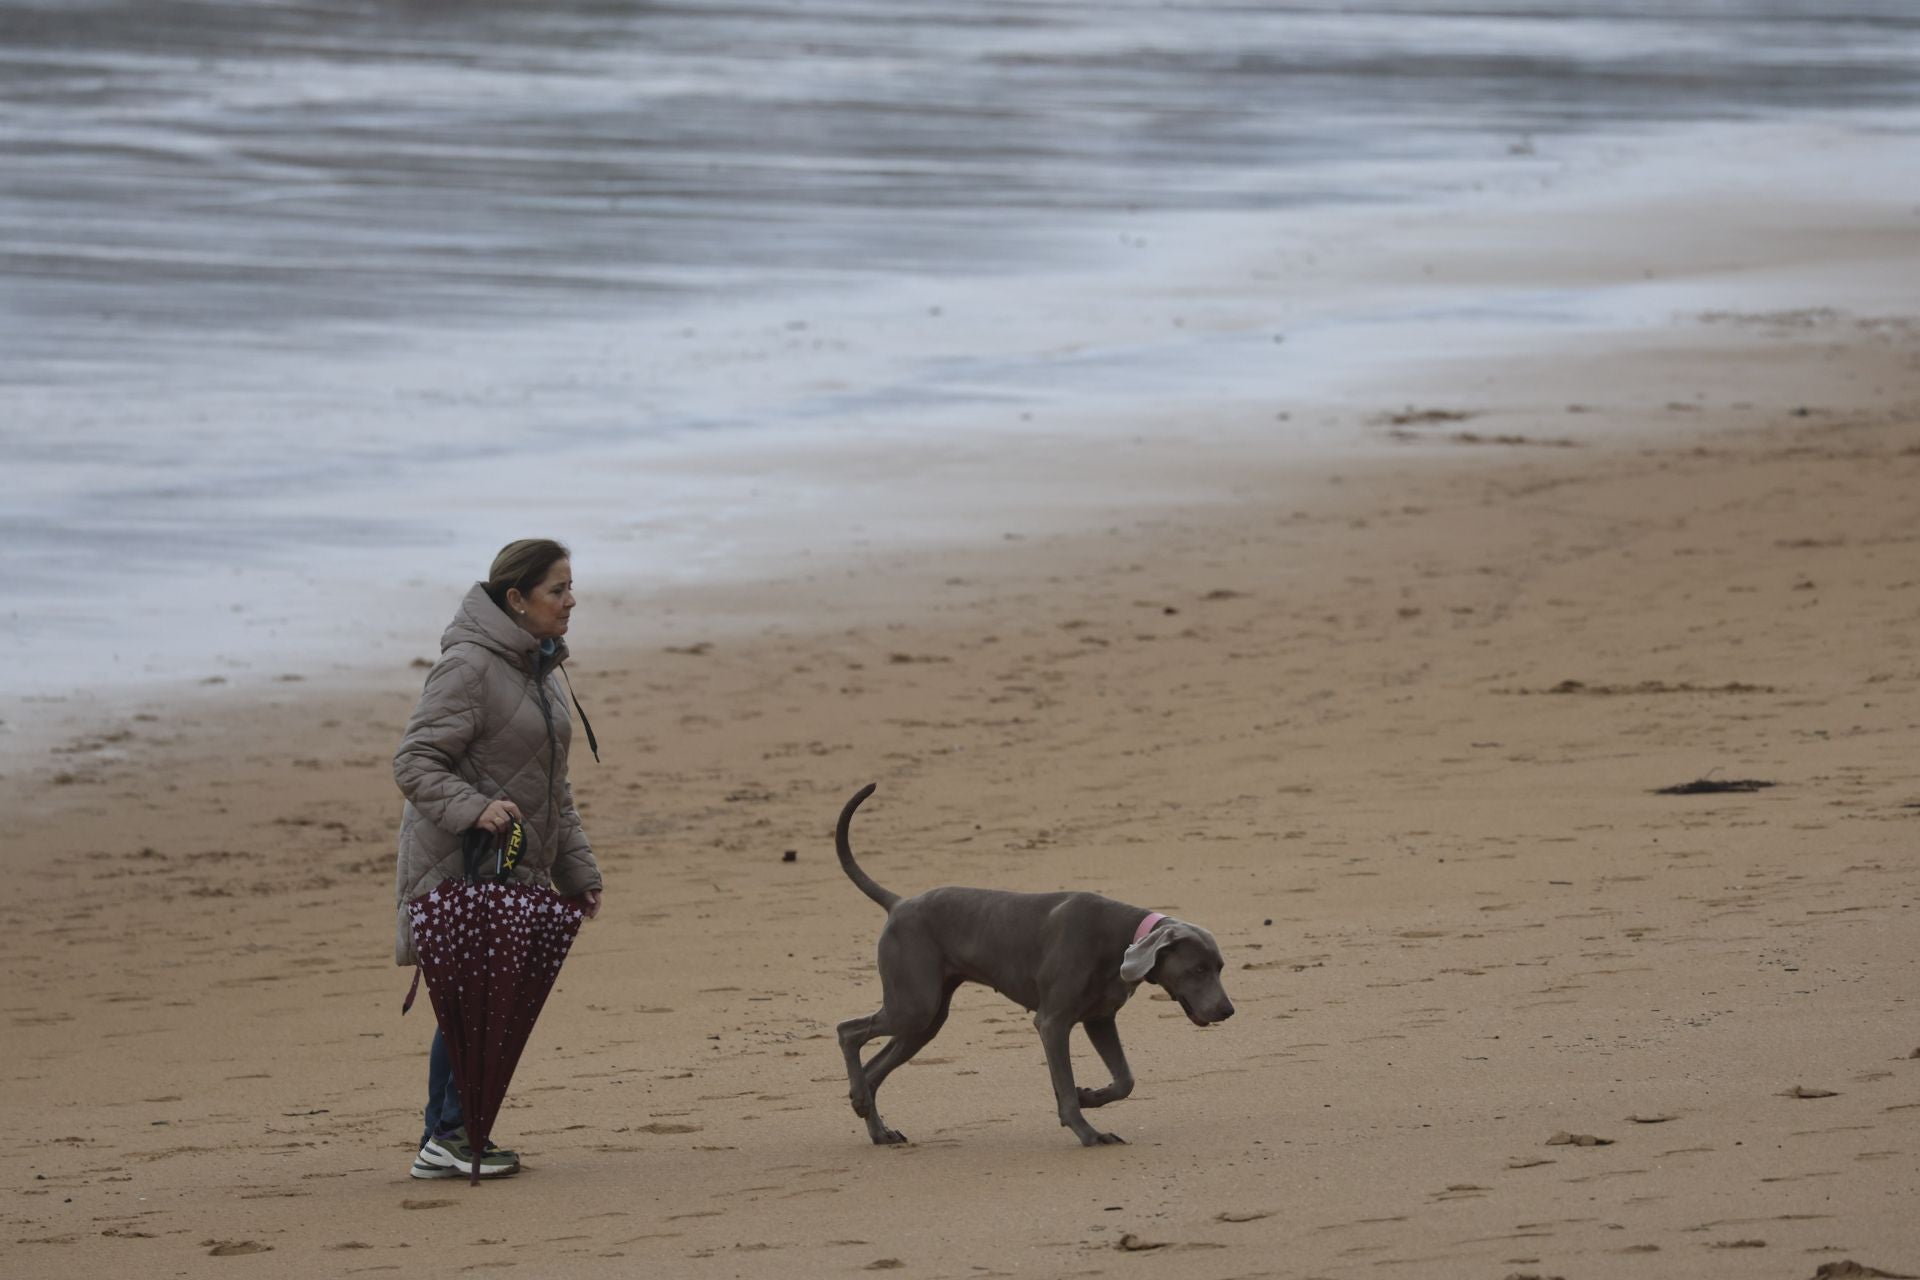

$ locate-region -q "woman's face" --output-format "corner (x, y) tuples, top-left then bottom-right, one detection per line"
(510, 558), (574, 640)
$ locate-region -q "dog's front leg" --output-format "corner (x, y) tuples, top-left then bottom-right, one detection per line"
(1075, 1016), (1134, 1110)
(1036, 1013), (1124, 1146)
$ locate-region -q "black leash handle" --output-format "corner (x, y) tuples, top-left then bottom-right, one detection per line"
(461, 818), (524, 883)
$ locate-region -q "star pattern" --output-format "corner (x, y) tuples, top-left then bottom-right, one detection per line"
(407, 879), (586, 1176)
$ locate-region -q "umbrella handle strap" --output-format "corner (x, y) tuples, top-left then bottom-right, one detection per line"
(400, 966), (421, 1015)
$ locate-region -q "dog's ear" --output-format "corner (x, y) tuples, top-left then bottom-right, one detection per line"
(1120, 920), (1184, 983)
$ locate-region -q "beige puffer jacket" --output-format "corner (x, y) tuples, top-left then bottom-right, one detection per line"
(391, 582), (602, 965)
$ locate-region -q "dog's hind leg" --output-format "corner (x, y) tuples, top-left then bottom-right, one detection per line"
(862, 979), (957, 1096)
(837, 934), (946, 1145)
(837, 1009), (903, 1143)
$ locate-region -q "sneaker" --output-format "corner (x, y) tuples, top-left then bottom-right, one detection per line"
(409, 1150), (462, 1180)
(417, 1130), (521, 1178)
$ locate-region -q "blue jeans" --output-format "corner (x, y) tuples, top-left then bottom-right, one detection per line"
(421, 1026), (464, 1146)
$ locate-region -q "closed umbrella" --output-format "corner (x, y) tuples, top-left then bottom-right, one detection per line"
(405, 822), (584, 1183)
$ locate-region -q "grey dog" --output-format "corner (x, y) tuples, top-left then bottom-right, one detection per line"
(834, 784), (1234, 1146)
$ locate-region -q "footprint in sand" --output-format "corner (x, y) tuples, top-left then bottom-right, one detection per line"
(1432, 1184), (1490, 1200)
(1116, 1234), (1171, 1251)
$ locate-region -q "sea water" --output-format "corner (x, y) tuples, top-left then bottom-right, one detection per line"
(4, 0), (1918, 709)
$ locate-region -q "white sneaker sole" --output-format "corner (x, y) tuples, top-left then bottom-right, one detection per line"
(418, 1140), (519, 1177)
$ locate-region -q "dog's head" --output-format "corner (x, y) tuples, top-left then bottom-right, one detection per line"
(1119, 919), (1234, 1026)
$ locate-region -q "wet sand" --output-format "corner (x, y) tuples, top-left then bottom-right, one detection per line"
(8, 298), (1920, 1277)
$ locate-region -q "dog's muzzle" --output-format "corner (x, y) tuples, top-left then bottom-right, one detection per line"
(1179, 995), (1235, 1027)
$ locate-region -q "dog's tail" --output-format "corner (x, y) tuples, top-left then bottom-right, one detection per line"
(836, 783), (900, 911)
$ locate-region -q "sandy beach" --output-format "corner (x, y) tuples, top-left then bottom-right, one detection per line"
(7, 7), (1920, 1266)
(8, 265), (1920, 1280)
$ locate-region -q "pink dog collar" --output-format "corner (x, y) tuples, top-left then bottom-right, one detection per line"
(1133, 911), (1168, 944)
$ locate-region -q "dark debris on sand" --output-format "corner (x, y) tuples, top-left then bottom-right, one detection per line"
(1654, 778), (1777, 795)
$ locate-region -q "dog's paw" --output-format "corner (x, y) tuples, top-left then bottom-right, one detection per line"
(874, 1127), (909, 1146)
(1080, 1129), (1126, 1147)
(1077, 1086), (1113, 1109)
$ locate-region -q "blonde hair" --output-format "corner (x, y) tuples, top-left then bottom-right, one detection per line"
(485, 539), (570, 610)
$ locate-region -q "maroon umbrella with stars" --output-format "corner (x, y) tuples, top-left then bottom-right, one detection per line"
(406, 824), (584, 1184)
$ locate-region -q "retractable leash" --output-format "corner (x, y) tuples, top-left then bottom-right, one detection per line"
(461, 817), (522, 884)
(497, 819), (525, 878)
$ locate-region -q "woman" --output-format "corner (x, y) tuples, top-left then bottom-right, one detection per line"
(392, 538), (605, 1179)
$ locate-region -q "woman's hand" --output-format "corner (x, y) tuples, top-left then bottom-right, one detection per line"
(582, 889), (603, 921)
(476, 799), (523, 834)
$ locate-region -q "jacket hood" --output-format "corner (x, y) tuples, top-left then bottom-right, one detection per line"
(442, 581), (569, 674)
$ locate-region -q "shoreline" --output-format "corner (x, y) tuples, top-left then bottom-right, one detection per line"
(10, 283), (1916, 778)
(10, 112), (1920, 724)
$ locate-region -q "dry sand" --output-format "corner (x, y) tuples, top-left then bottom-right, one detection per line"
(7, 311), (1920, 1277)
